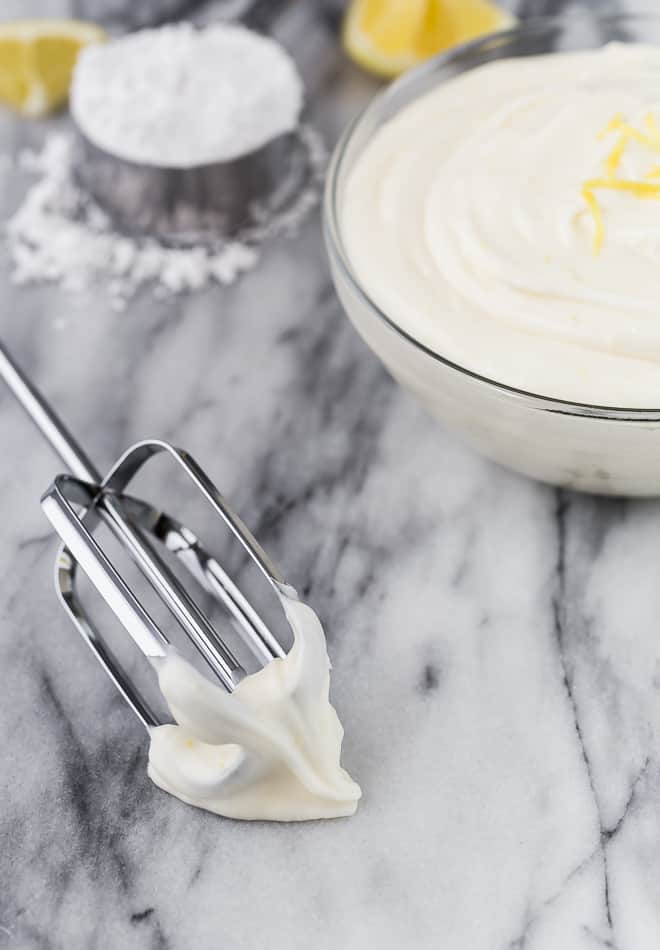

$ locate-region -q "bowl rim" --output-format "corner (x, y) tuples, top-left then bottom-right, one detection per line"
(323, 9), (660, 421)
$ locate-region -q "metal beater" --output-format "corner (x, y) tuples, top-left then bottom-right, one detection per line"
(0, 341), (291, 728)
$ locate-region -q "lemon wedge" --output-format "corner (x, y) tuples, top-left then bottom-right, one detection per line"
(0, 19), (106, 118)
(343, 0), (515, 78)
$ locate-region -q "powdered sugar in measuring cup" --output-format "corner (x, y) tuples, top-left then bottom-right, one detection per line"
(5, 22), (326, 307)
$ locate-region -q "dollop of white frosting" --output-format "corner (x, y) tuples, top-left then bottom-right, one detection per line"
(342, 44), (660, 407)
(148, 592), (361, 821)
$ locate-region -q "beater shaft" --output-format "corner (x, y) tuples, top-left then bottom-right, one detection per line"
(0, 342), (287, 720)
(0, 343), (100, 483)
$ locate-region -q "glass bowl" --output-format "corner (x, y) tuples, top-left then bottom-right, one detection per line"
(324, 11), (660, 496)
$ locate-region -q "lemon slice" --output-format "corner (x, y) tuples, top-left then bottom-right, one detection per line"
(0, 19), (106, 118)
(343, 0), (515, 79)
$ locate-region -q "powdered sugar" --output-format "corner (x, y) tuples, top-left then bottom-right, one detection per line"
(4, 22), (325, 308)
(71, 23), (304, 168)
(6, 126), (324, 309)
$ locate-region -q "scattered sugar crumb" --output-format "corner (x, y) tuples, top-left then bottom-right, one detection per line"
(5, 128), (325, 310)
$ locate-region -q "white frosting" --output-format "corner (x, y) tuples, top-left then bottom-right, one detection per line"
(148, 592), (361, 821)
(342, 44), (660, 407)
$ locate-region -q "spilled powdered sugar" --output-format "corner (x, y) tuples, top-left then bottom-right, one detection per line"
(6, 127), (325, 309)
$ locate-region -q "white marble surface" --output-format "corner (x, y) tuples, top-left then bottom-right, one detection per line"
(2, 2), (660, 949)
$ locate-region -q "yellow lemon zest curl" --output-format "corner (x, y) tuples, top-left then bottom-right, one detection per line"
(585, 177), (660, 199)
(581, 184), (605, 253)
(597, 113), (625, 139)
(583, 113), (660, 252)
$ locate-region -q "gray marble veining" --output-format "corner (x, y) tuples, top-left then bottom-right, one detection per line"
(2, 2), (660, 949)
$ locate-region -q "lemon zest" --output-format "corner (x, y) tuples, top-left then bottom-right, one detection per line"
(604, 130), (632, 178)
(632, 126), (660, 149)
(597, 113), (625, 139)
(604, 121), (660, 151)
(583, 113), (660, 252)
(585, 177), (660, 199)
(581, 185), (604, 253)
(645, 112), (660, 135)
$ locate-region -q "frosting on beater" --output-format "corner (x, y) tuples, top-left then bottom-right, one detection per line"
(148, 591), (361, 821)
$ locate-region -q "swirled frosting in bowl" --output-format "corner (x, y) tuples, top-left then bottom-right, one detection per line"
(342, 44), (660, 407)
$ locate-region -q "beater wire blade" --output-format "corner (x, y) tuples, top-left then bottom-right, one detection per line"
(1, 341), (289, 723)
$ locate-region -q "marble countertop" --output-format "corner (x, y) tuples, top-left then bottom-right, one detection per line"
(2, 2), (660, 948)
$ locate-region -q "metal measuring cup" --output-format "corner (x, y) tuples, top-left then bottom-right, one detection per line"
(73, 124), (310, 245)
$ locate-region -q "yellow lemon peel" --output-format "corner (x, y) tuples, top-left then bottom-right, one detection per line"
(604, 129), (632, 178)
(583, 113), (660, 252)
(645, 112), (660, 136)
(581, 185), (605, 253)
(585, 178), (660, 199)
(597, 113), (625, 139)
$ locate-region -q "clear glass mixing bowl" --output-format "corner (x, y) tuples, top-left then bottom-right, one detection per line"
(324, 11), (660, 496)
